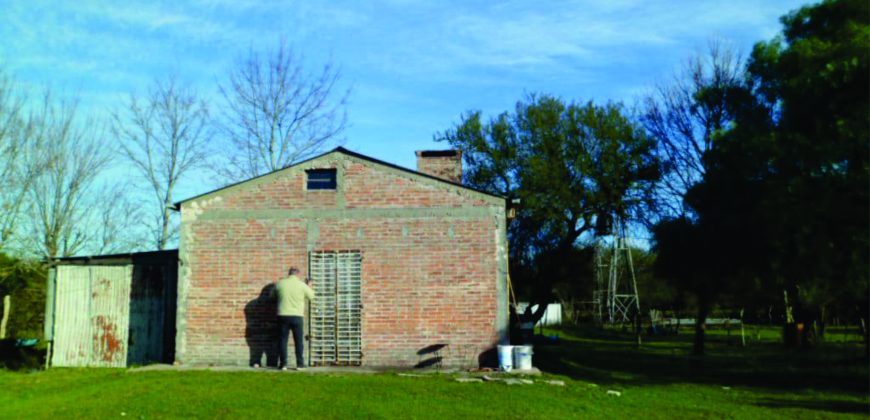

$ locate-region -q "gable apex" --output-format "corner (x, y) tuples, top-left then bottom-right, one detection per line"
(173, 147), (504, 209)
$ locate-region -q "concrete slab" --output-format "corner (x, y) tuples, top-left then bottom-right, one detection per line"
(454, 377), (484, 383)
(128, 364), (542, 376)
(128, 364), (379, 374)
(468, 368), (541, 376)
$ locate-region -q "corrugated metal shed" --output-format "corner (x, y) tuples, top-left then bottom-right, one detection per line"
(51, 265), (132, 367)
(46, 250), (177, 368)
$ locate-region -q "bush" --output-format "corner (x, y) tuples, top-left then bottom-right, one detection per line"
(0, 339), (45, 370)
(0, 254), (47, 340)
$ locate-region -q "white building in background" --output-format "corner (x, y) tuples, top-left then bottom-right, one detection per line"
(516, 302), (562, 326)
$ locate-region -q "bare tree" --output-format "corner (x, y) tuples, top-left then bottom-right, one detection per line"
(26, 93), (111, 259)
(0, 69), (48, 251)
(112, 77), (211, 250)
(90, 183), (148, 255)
(642, 40), (744, 218)
(216, 41), (349, 181)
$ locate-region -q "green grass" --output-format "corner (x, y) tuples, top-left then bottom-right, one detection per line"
(0, 325), (867, 419)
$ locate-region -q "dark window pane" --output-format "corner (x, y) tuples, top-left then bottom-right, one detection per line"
(307, 169), (337, 190)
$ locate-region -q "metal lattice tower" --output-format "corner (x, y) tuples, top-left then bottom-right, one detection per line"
(593, 219), (641, 324)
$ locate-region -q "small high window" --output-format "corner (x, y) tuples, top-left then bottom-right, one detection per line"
(306, 169), (337, 190)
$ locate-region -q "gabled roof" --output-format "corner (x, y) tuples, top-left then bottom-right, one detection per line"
(172, 147), (505, 209)
(52, 249), (178, 264)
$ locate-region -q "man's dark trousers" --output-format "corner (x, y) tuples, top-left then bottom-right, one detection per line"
(278, 315), (305, 368)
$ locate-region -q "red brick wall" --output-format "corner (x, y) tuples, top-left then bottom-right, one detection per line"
(207, 161), (486, 211)
(178, 155), (504, 367)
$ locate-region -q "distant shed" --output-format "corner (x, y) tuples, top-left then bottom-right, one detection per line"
(45, 250), (177, 367)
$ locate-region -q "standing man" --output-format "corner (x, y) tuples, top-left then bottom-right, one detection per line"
(272, 267), (315, 370)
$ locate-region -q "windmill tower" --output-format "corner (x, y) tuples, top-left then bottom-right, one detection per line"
(593, 218), (641, 324)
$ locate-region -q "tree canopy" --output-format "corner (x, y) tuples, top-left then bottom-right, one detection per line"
(746, 0), (868, 312)
(437, 94), (660, 314)
(653, 0), (869, 352)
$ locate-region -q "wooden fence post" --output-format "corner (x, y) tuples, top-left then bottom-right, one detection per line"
(0, 295), (10, 339)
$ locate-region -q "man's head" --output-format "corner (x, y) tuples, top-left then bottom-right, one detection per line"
(288, 267), (300, 276)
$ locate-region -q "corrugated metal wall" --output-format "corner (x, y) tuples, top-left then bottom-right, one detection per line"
(47, 251), (178, 368)
(51, 265), (133, 367)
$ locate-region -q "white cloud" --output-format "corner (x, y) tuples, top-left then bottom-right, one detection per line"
(345, 0), (804, 85)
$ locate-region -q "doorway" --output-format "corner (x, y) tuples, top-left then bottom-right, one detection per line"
(308, 250), (362, 366)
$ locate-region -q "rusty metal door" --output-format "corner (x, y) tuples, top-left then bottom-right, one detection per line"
(309, 250), (362, 366)
(51, 265), (132, 367)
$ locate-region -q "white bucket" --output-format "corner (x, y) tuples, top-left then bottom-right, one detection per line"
(513, 345), (533, 370)
(497, 345), (514, 371)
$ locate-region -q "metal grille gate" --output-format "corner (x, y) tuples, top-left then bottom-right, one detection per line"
(309, 251), (362, 366)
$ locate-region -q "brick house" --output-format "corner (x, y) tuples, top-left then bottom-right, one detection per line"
(172, 148), (509, 367)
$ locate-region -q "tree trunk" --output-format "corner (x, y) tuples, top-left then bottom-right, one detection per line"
(861, 317), (870, 358)
(859, 310), (869, 359)
(693, 297), (709, 355)
(634, 310), (642, 348)
(817, 305), (826, 342)
(791, 289), (813, 348)
(783, 288), (800, 348)
(159, 208), (171, 250)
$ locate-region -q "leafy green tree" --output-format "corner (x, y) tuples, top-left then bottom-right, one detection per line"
(629, 247), (679, 313)
(0, 254), (46, 339)
(437, 94), (659, 323)
(652, 218), (708, 353)
(655, 0), (868, 352)
(736, 0), (868, 343)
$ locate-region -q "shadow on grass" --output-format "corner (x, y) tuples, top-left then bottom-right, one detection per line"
(0, 340), (45, 371)
(755, 398), (870, 414)
(534, 325), (869, 395)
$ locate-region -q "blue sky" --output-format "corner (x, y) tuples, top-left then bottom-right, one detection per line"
(2, 0), (807, 199)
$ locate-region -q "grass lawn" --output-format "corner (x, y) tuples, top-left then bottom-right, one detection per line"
(1, 325), (867, 419)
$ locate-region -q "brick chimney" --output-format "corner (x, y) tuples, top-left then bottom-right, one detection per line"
(415, 150), (462, 184)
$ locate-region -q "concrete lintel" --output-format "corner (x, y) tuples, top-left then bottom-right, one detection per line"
(196, 206), (499, 221)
